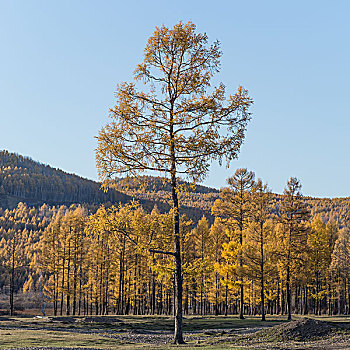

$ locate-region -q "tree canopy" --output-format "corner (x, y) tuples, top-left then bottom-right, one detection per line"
(96, 21), (253, 184)
(96, 21), (253, 344)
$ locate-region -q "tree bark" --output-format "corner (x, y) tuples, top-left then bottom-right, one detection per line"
(172, 173), (184, 344)
(169, 103), (185, 344)
(260, 223), (265, 321)
(286, 264), (291, 320)
(10, 235), (15, 316)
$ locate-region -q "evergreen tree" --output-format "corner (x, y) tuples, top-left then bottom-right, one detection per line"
(212, 168), (255, 319)
(209, 218), (228, 315)
(192, 216), (212, 314)
(278, 177), (310, 320)
(330, 227), (350, 314)
(244, 179), (274, 320)
(307, 216), (334, 314)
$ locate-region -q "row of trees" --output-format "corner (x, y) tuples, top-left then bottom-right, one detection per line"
(10, 171), (343, 324)
(0, 203), (56, 314)
(1, 183), (348, 318)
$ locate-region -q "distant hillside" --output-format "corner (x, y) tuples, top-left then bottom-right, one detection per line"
(0, 151), (211, 221)
(265, 194), (350, 228)
(0, 150), (130, 209)
(111, 176), (220, 222)
(306, 197), (350, 228)
(114, 176), (350, 227)
(0, 150), (349, 226)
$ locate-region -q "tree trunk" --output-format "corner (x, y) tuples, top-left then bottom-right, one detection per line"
(239, 213), (244, 319)
(10, 236), (15, 316)
(66, 237), (71, 315)
(169, 111), (185, 344)
(60, 238), (66, 316)
(260, 223), (265, 321)
(171, 169), (184, 344)
(286, 264), (291, 320)
(225, 273), (228, 316)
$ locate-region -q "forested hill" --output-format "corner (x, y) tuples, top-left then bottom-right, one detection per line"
(0, 151), (211, 221)
(0, 150), (349, 226)
(114, 176), (350, 227)
(114, 176), (219, 213)
(0, 150), (130, 208)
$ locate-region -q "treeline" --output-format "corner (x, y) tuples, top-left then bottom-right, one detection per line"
(1, 169), (350, 319)
(0, 203), (58, 314)
(116, 176), (350, 228)
(1, 150), (349, 228)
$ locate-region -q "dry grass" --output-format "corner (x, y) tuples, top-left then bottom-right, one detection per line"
(0, 329), (126, 349)
(0, 315), (349, 349)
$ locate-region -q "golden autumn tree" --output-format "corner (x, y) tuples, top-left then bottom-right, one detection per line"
(330, 227), (350, 314)
(212, 168), (255, 319)
(192, 216), (212, 314)
(96, 22), (253, 343)
(307, 216), (334, 314)
(244, 179), (274, 321)
(278, 177), (310, 320)
(208, 218), (228, 315)
(40, 210), (64, 315)
(215, 232), (241, 315)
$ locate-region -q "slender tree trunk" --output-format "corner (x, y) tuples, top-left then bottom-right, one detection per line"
(260, 223), (265, 321)
(54, 269), (58, 316)
(305, 285), (309, 315)
(73, 256), (77, 315)
(133, 254), (137, 315)
(60, 237), (66, 316)
(10, 235), (15, 316)
(286, 263), (291, 320)
(328, 281), (331, 316)
(171, 170), (184, 344)
(225, 273), (228, 316)
(66, 237), (71, 315)
(169, 111), (184, 344)
(277, 276), (281, 315)
(200, 272), (203, 315)
(53, 227), (58, 316)
(239, 204), (244, 319)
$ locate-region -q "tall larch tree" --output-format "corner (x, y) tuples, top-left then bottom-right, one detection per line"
(40, 210), (64, 315)
(192, 216), (211, 314)
(214, 231), (241, 315)
(307, 216), (333, 315)
(278, 177), (310, 320)
(330, 227), (350, 314)
(244, 179), (273, 321)
(95, 21), (253, 343)
(209, 218), (228, 315)
(212, 168), (255, 319)
(325, 219), (338, 314)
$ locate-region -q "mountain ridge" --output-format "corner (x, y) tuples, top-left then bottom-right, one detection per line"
(0, 150), (349, 226)
(0, 150), (213, 222)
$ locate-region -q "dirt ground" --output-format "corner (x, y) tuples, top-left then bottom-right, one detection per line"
(0, 315), (349, 349)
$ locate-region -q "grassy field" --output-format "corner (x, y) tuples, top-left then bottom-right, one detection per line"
(0, 314), (349, 349)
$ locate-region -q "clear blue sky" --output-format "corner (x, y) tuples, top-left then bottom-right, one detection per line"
(1, 1), (349, 197)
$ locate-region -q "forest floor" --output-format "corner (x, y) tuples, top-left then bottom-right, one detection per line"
(0, 314), (350, 349)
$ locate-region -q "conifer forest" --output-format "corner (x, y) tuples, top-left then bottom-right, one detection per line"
(1, 156), (350, 322)
(1, 17), (350, 349)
